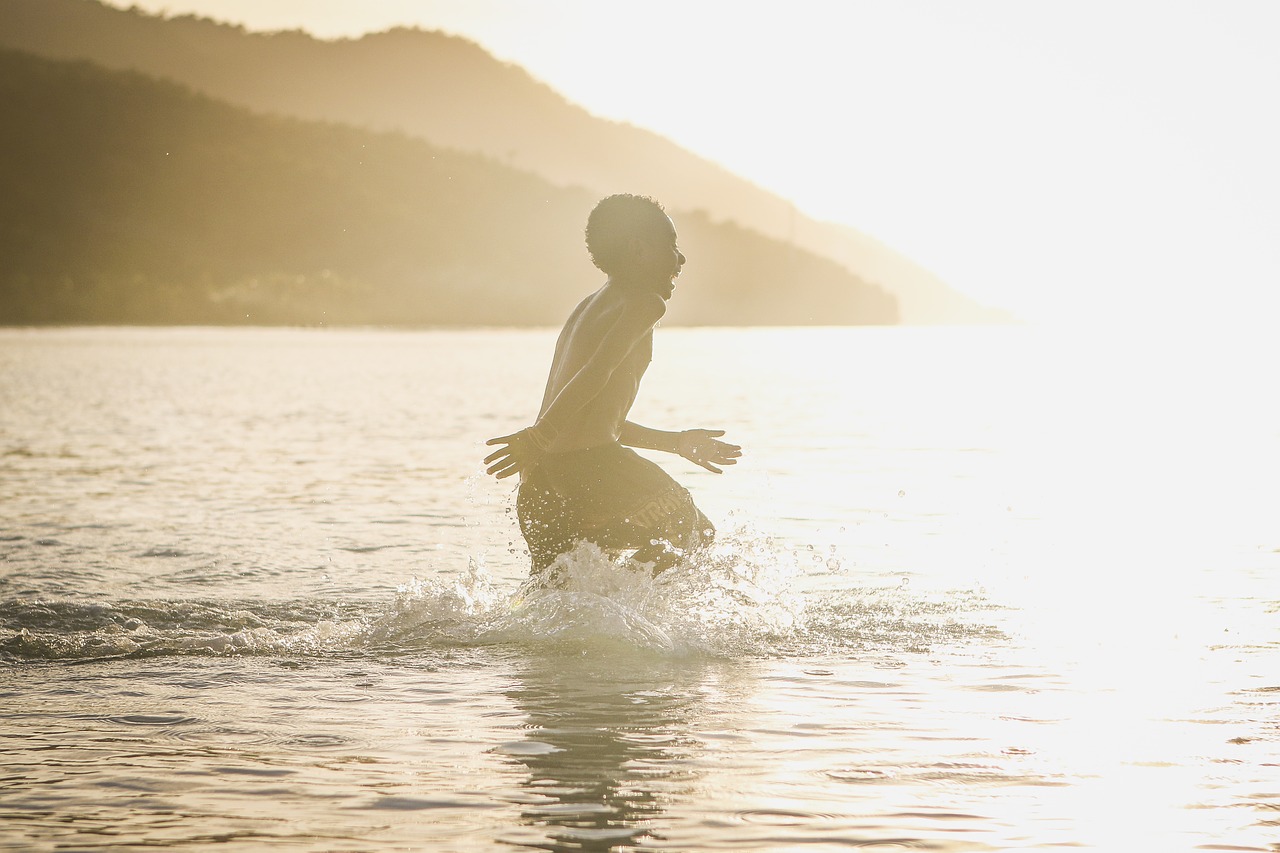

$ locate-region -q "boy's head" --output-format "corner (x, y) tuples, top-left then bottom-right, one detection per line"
(585, 194), (673, 276)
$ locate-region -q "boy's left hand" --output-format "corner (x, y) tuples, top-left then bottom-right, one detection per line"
(677, 429), (742, 474)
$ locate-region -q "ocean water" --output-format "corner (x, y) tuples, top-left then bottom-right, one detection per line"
(1, 324), (1277, 852)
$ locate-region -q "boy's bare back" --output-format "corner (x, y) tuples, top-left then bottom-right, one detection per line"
(484, 194), (739, 485)
(535, 283), (662, 453)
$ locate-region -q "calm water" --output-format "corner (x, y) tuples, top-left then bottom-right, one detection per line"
(1, 325), (1277, 852)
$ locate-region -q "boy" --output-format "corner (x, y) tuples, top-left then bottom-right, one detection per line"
(484, 194), (741, 574)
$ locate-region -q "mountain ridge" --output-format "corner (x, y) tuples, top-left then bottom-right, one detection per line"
(0, 0), (1010, 323)
(0, 48), (897, 326)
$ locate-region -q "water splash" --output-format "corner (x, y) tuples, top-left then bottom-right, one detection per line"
(353, 530), (808, 657)
(364, 529), (1003, 657)
(1, 529), (1000, 662)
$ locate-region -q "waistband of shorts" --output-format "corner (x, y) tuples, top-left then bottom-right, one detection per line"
(542, 441), (628, 461)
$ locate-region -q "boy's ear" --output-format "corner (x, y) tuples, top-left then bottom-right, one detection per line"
(624, 234), (646, 261)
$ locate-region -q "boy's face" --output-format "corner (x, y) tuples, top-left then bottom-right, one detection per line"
(635, 215), (686, 300)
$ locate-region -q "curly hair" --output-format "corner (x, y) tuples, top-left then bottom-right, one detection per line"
(584, 194), (668, 275)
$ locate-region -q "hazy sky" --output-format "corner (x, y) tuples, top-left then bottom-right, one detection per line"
(108, 0), (1279, 324)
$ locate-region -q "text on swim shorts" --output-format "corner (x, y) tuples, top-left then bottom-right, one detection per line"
(626, 488), (690, 529)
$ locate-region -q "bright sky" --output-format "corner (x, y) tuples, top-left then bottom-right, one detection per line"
(111, 0), (1280, 324)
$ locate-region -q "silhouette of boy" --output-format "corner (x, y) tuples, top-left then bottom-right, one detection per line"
(485, 194), (741, 575)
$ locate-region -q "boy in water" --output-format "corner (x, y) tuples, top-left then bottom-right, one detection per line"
(484, 194), (741, 575)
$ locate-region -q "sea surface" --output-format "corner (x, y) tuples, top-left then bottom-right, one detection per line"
(1, 325), (1277, 852)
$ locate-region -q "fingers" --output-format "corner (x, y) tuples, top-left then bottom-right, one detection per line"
(708, 440), (742, 463)
(483, 430), (540, 479)
(484, 444), (520, 465)
(681, 430), (742, 474)
(698, 432), (739, 454)
(488, 458), (519, 479)
(483, 437), (518, 476)
(484, 432), (523, 476)
(486, 457), (521, 478)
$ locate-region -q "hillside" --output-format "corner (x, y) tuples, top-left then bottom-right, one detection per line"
(0, 50), (897, 326)
(0, 0), (1006, 323)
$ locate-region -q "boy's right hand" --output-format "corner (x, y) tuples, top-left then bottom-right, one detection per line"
(483, 428), (546, 479)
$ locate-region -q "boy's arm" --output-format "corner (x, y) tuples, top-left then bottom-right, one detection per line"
(618, 422), (681, 453)
(621, 421), (742, 474)
(484, 296), (664, 480)
(531, 296), (664, 442)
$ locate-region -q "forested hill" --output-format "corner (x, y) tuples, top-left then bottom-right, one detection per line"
(0, 50), (898, 326)
(0, 0), (1004, 323)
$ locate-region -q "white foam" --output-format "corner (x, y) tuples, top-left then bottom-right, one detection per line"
(377, 530), (810, 656)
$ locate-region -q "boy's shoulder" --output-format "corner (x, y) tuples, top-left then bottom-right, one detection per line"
(576, 284), (666, 326)
(622, 290), (667, 323)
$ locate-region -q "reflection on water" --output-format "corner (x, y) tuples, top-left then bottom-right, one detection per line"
(2, 326), (1278, 852)
(498, 653), (738, 852)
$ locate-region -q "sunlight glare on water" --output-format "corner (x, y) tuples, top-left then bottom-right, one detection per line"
(1, 325), (1277, 852)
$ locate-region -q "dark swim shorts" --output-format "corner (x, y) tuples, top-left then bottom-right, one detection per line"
(516, 444), (714, 574)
